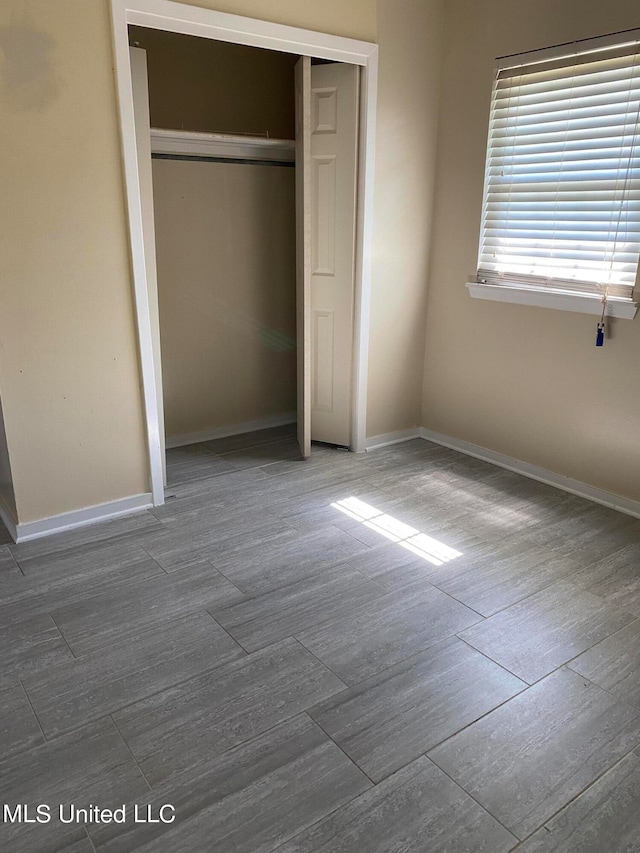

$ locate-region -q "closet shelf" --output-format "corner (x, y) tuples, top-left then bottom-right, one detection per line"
(150, 128), (295, 163)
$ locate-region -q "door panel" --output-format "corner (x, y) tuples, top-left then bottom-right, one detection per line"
(295, 56), (312, 458)
(309, 63), (359, 447)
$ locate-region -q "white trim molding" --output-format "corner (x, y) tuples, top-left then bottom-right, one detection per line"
(365, 428), (421, 450)
(420, 427), (640, 520)
(110, 0), (378, 497)
(13, 494), (153, 544)
(166, 412), (296, 449)
(467, 282), (638, 319)
(151, 129), (295, 162)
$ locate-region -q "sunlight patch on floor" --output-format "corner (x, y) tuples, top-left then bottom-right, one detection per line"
(331, 497), (462, 566)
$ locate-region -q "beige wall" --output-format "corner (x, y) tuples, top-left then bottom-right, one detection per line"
(366, 0), (444, 437)
(422, 0), (640, 502)
(0, 1), (149, 523)
(153, 159), (296, 438)
(0, 395), (16, 520)
(129, 27), (298, 138)
(0, 0), (376, 525)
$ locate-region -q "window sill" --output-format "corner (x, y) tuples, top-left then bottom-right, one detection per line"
(466, 282), (638, 319)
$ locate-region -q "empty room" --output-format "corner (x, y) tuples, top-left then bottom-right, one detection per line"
(1, 0), (640, 851)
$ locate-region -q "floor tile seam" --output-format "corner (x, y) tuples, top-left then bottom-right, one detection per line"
(109, 713), (153, 792)
(47, 611), (78, 660)
(416, 679), (531, 766)
(453, 636), (535, 685)
(84, 825), (98, 853)
(8, 528), (163, 571)
(288, 635), (351, 691)
(215, 435), (297, 457)
(16, 677), (48, 745)
(204, 607), (253, 655)
(289, 629), (517, 693)
(557, 577), (640, 620)
(562, 663), (640, 716)
(419, 750), (520, 843)
(502, 745), (640, 844)
(336, 558), (408, 594)
(302, 710), (377, 787)
(555, 541), (633, 581)
(49, 599), (241, 659)
(20, 636), (250, 744)
(138, 545), (172, 575)
(2, 544), (26, 577)
(211, 550), (386, 601)
(116, 710), (341, 798)
(438, 568), (605, 621)
(455, 574), (630, 626)
(208, 576), (388, 654)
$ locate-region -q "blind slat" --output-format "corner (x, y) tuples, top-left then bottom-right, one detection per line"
(478, 39), (640, 296)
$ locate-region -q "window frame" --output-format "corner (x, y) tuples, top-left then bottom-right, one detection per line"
(468, 29), (640, 319)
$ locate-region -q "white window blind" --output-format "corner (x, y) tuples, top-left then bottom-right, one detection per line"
(478, 32), (640, 301)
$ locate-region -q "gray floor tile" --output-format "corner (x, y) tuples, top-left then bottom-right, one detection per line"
(343, 537), (482, 590)
(296, 579), (482, 684)
(50, 561), (243, 656)
(0, 612), (73, 687)
(140, 512), (297, 571)
(112, 638), (346, 785)
(60, 839), (95, 853)
(12, 539), (161, 585)
(310, 636), (525, 782)
(429, 667), (640, 840)
(519, 750), (640, 852)
(426, 543), (581, 617)
(275, 756), (517, 852)
(458, 579), (635, 683)
(165, 443), (238, 486)
(220, 437), (303, 470)
(0, 683), (43, 757)
(214, 525), (371, 595)
(3, 430), (640, 852)
(568, 543), (640, 615)
(6, 512), (161, 562)
(200, 422), (296, 454)
(0, 544), (21, 576)
(0, 719), (149, 853)
(569, 618), (640, 709)
(213, 562), (386, 652)
(60, 838), (95, 853)
(22, 612), (245, 736)
(90, 715), (370, 853)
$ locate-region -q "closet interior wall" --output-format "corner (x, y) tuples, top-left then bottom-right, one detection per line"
(0, 394), (16, 522)
(129, 27), (299, 444)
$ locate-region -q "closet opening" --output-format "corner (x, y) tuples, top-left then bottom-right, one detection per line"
(110, 0), (379, 507)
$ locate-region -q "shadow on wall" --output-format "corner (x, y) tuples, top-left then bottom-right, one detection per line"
(0, 9), (60, 111)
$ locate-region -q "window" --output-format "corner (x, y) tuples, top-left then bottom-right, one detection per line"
(469, 31), (640, 318)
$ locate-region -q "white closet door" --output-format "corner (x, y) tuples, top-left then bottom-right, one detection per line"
(295, 56), (312, 458)
(129, 46), (167, 485)
(309, 62), (359, 447)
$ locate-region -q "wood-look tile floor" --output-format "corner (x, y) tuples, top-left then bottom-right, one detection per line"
(2, 426), (640, 851)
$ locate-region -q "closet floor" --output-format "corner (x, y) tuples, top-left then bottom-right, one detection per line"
(2, 426), (640, 851)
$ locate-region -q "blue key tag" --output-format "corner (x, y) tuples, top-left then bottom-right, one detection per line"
(596, 322), (605, 347)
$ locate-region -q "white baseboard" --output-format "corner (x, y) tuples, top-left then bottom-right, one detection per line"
(420, 427), (640, 521)
(14, 493), (153, 544)
(365, 428), (421, 450)
(166, 412), (297, 449)
(0, 498), (18, 544)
